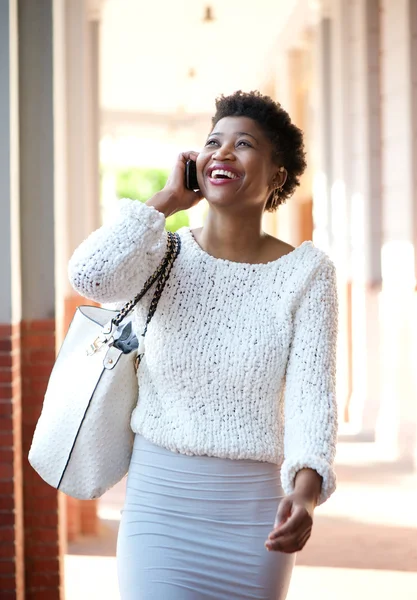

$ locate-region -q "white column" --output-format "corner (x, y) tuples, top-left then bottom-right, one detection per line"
(19, 0), (56, 320)
(311, 12), (333, 254)
(0, 4), (24, 594)
(378, 0), (417, 466)
(60, 0), (102, 301)
(347, 0), (383, 439)
(272, 51), (293, 242)
(54, 0), (104, 350)
(411, 1), (417, 280)
(315, 2), (354, 423)
(0, 0), (21, 326)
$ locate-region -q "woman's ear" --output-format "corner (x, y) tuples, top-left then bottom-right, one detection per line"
(270, 167), (287, 191)
(277, 166), (287, 189)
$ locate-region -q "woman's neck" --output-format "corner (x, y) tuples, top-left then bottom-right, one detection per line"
(194, 209), (268, 264)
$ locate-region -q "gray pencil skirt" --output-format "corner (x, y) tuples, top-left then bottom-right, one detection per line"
(116, 435), (295, 600)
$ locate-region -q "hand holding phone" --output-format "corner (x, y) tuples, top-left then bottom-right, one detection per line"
(147, 152), (202, 217)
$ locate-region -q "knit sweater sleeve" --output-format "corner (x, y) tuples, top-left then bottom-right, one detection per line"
(280, 256), (338, 505)
(68, 199), (167, 304)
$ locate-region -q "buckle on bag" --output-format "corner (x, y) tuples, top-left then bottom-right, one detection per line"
(86, 337), (109, 355)
(86, 320), (115, 356)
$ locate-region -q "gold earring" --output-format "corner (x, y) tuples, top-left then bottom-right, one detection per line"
(277, 167), (285, 191)
(273, 177), (283, 192)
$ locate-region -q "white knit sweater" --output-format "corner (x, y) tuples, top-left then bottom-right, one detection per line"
(68, 199), (338, 504)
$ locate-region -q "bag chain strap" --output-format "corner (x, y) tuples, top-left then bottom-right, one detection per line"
(112, 231), (179, 327)
(86, 231), (180, 358)
(135, 233), (181, 370)
(141, 233), (181, 335)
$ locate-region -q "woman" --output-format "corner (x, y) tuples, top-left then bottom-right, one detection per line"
(69, 90), (338, 600)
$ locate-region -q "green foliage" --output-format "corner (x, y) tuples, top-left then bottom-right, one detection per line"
(115, 167), (189, 232)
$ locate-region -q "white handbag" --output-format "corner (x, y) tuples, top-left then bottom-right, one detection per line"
(29, 231), (180, 500)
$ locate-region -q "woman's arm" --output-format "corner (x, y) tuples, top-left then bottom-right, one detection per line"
(68, 199), (168, 304)
(68, 151), (203, 305)
(265, 256), (338, 553)
(281, 255), (338, 504)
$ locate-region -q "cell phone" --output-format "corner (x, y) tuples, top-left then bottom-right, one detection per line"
(185, 159), (200, 191)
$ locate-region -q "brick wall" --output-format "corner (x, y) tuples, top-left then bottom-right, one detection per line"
(0, 323), (24, 599)
(20, 320), (64, 600)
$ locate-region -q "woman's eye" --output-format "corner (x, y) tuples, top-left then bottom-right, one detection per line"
(237, 140), (251, 147)
(206, 139), (218, 146)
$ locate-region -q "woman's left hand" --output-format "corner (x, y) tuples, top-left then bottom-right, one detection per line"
(264, 493), (315, 553)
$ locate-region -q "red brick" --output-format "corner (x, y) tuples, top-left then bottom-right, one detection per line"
(25, 541), (60, 558)
(0, 325), (12, 337)
(0, 526), (15, 541)
(0, 496), (15, 512)
(0, 463), (14, 480)
(21, 334), (53, 350)
(0, 371), (13, 384)
(0, 340), (12, 352)
(25, 320), (55, 333)
(0, 355), (13, 368)
(0, 386), (12, 400)
(0, 416), (13, 430)
(0, 512), (16, 527)
(25, 513), (59, 529)
(0, 542), (15, 559)
(24, 365), (53, 379)
(27, 589), (62, 600)
(26, 380), (48, 396)
(25, 528), (59, 545)
(0, 559), (16, 575)
(1, 591), (20, 599)
(0, 481), (14, 495)
(0, 575), (16, 593)
(0, 403), (12, 418)
(26, 571), (61, 588)
(0, 432), (14, 447)
(25, 350), (56, 364)
(29, 557), (60, 573)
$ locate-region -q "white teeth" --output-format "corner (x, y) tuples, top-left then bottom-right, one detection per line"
(210, 169), (238, 180)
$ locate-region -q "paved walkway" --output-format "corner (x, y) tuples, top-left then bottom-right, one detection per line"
(65, 442), (417, 599)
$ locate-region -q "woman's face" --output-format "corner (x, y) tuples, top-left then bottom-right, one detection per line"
(196, 116), (279, 212)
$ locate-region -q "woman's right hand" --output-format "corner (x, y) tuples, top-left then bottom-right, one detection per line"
(146, 151), (204, 218)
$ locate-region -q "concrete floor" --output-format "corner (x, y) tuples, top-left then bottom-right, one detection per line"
(65, 442), (417, 599)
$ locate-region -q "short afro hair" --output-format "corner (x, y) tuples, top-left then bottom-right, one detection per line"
(211, 90), (307, 211)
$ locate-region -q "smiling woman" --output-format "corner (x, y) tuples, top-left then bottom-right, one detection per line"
(68, 90), (338, 600)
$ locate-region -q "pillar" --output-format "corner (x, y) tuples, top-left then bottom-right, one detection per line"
(312, 10), (333, 254)
(378, 0), (417, 466)
(18, 1), (65, 597)
(0, 1), (24, 597)
(272, 46), (314, 246)
(310, 2), (354, 424)
(59, 0), (104, 540)
(346, 0), (383, 439)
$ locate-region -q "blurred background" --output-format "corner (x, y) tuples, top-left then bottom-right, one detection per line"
(1, 0), (416, 598)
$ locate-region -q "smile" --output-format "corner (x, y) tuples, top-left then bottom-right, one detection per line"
(210, 169), (239, 180)
(206, 166), (243, 185)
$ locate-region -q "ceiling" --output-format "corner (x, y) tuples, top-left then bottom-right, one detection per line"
(99, 0), (300, 166)
(100, 0), (298, 116)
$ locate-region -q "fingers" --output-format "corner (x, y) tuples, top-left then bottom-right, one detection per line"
(178, 150), (200, 165)
(265, 528), (311, 553)
(167, 151), (199, 187)
(265, 501), (313, 554)
(274, 496), (292, 528)
(270, 506), (312, 540)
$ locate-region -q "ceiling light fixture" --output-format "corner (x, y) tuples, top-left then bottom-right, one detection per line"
(203, 5), (215, 23)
